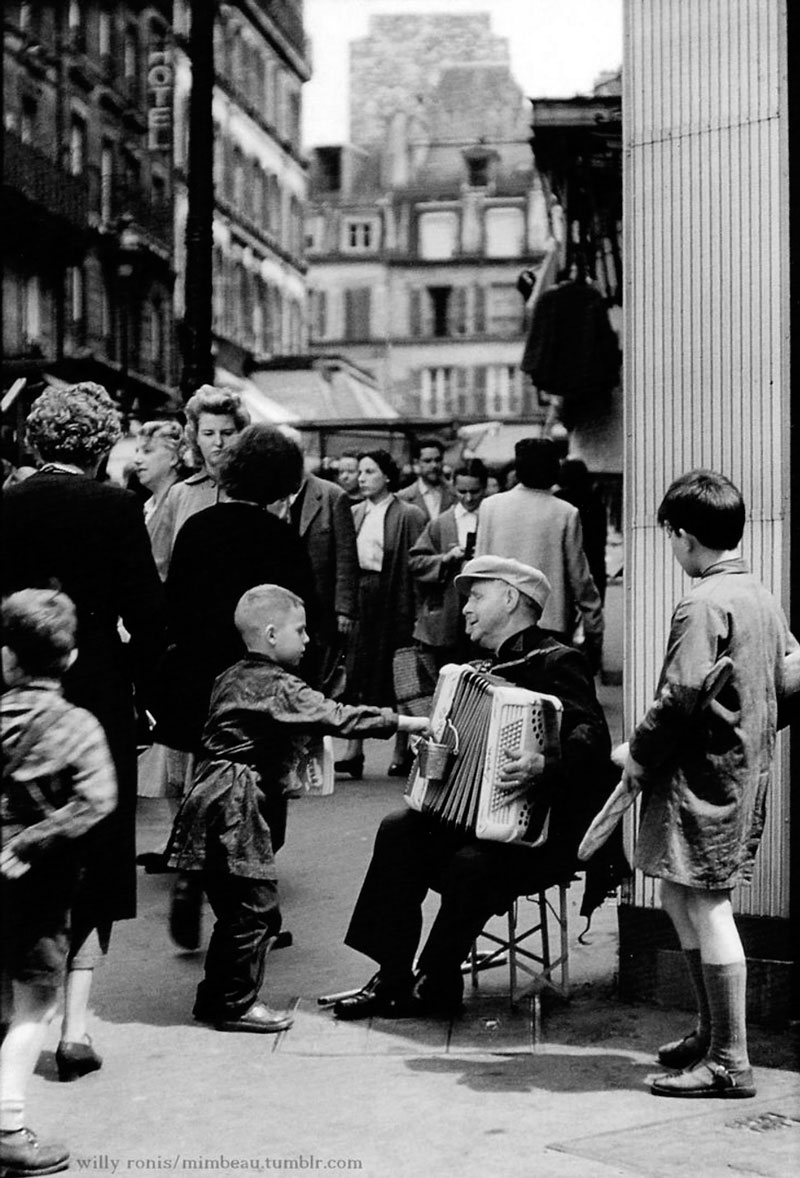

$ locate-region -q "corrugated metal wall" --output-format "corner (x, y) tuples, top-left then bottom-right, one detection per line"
(623, 0), (791, 917)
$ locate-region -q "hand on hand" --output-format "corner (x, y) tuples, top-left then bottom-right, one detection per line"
(0, 845), (30, 879)
(496, 745), (545, 804)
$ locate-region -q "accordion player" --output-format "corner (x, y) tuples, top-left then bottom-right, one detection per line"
(405, 663), (562, 845)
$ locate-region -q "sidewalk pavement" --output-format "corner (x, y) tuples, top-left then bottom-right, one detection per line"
(28, 687), (799, 1178)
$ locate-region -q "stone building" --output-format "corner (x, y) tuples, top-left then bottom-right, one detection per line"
(2, 1), (177, 424)
(305, 12), (552, 422)
(171, 0), (310, 381)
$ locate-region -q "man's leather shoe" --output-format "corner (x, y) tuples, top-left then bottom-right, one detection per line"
(411, 973), (464, 1018)
(332, 973), (415, 1020)
(0, 1128), (69, 1175)
(217, 1002), (294, 1034)
(387, 753), (413, 778)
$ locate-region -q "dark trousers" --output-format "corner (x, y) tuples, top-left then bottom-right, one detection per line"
(344, 809), (556, 988)
(194, 872), (281, 1021)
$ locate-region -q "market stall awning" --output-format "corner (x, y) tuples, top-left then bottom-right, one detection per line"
(247, 356), (398, 424)
(215, 367), (298, 423)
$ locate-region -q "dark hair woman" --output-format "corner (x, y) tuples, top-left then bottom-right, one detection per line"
(336, 450), (426, 779)
(2, 381), (166, 1079)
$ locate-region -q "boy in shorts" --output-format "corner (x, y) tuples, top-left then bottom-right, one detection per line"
(168, 584), (428, 1034)
(623, 471), (797, 1099)
(1, 590), (116, 1174)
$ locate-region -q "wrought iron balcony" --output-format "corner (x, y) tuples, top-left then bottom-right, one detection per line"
(3, 130), (89, 231)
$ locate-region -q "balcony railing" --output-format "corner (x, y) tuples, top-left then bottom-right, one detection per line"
(3, 130), (89, 230)
(87, 166), (173, 252)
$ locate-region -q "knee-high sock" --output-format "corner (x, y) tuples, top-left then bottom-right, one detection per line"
(684, 948), (711, 1042)
(702, 960), (749, 1071)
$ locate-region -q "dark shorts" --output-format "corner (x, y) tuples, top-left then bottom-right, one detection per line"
(1, 858), (78, 992)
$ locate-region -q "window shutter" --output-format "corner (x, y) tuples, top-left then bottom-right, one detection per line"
(473, 285), (486, 334)
(451, 287), (468, 336)
(409, 287), (421, 337)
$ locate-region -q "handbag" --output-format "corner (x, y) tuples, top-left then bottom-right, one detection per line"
(391, 645), (439, 717)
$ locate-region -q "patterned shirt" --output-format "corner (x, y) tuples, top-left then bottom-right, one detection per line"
(1, 680), (117, 862)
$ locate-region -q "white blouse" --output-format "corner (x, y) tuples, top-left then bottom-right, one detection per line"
(356, 496), (392, 572)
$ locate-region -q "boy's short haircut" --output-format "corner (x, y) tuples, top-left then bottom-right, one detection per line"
(234, 584), (305, 640)
(2, 588), (77, 677)
(657, 469), (745, 550)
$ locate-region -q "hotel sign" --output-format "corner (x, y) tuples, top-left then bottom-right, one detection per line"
(147, 46), (173, 151)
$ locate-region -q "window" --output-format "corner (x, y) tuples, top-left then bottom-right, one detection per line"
(68, 1), (84, 49)
(485, 365), (518, 415)
(69, 116), (86, 175)
(344, 288), (371, 340)
(309, 289), (327, 340)
(123, 27), (139, 98)
(98, 11), (112, 55)
(488, 284), (524, 336)
(20, 97), (36, 145)
(24, 275), (40, 342)
(428, 287), (450, 338)
(420, 368), (452, 417)
(67, 266), (84, 324)
(485, 207), (525, 258)
(343, 219), (375, 252)
(419, 211), (458, 260)
(99, 143), (113, 221)
(467, 155), (489, 187)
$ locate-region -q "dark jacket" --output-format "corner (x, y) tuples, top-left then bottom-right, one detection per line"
(292, 473), (358, 643)
(168, 655), (398, 878)
(479, 625), (625, 910)
(2, 470), (167, 922)
(160, 502), (318, 751)
(408, 506), (467, 649)
(396, 480), (457, 522)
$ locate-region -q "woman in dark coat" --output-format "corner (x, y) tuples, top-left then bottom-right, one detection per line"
(337, 450), (426, 778)
(2, 381), (166, 1075)
(157, 424), (318, 951)
(160, 424), (317, 755)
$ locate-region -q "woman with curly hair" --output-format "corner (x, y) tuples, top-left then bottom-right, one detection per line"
(2, 381), (166, 1079)
(336, 450), (426, 779)
(158, 385), (250, 568)
(133, 420), (187, 581)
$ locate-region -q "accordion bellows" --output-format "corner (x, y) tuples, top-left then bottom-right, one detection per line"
(405, 664), (562, 844)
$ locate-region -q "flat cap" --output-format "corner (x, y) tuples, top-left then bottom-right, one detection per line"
(455, 555), (551, 610)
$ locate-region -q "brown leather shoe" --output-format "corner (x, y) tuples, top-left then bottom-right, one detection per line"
(217, 1002), (293, 1034)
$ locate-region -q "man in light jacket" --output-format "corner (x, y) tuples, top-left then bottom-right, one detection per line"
(475, 438), (603, 672)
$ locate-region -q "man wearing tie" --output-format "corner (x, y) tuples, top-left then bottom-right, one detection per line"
(409, 460), (488, 669)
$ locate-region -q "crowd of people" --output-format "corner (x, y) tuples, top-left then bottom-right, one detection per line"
(2, 380), (798, 1174)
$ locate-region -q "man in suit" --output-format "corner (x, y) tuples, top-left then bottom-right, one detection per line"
(397, 436), (456, 522)
(476, 438), (603, 672)
(289, 467), (358, 689)
(408, 459), (488, 669)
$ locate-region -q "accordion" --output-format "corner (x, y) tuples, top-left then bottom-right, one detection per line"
(404, 664), (562, 845)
